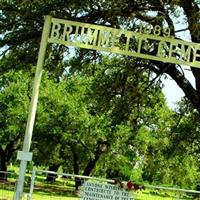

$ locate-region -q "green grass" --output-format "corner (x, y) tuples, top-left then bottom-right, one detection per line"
(133, 189), (196, 200)
(0, 173), (196, 200)
(0, 188), (79, 200)
(0, 189), (14, 200)
(0, 187), (196, 200)
(32, 192), (79, 200)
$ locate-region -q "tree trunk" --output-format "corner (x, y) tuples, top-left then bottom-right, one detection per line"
(83, 142), (108, 176)
(0, 155), (8, 181)
(150, 62), (200, 112)
(0, 135), (21, 181)
(46, 164), (60, 182)
(70, 142), (108, 190)
(164, 64), (200, 112)
(181, 1), (200, 106)
(71, 146), (81, 191)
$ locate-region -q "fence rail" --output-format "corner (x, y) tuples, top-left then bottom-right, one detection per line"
(0, 169), (200, 200)
(0, 170), (18, 200)
(29, 168), (200, 200)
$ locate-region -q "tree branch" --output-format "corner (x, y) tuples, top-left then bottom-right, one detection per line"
(83, 141), (109, 176)
(164, 64), (200, 111)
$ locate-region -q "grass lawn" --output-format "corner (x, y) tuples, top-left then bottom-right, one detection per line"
(0, 188), (79, 200)
(32, 192), (79, 200)
(133, 191), (188, 200)
(0, 174), (195, 200)
(0, 187), (195, 200)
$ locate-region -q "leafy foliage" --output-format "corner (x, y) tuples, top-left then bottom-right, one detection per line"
(0, 70), (31, 171)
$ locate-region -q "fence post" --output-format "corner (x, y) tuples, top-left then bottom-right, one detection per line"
(28, 167), (37, 200)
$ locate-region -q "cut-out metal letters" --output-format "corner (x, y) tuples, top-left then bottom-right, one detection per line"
(48, 17), (200, 68)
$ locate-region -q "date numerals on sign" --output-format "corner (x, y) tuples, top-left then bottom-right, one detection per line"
(140, 25), (171, 38)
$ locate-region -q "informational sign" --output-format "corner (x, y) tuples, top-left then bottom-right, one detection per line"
(48, 17), (200, 68)
(81, 181), (134, 200)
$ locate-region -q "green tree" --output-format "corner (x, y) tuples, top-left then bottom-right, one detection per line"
(131, 98), (200, 188)
(1, 0), (200, 112)
(0, 70), (30, 176)
(29, 71), (112, 186)
(95, 85), (172, 182)
(30, 56), (168, 186)
(70, 56), (170, 182)
(160, 99), (200, 187)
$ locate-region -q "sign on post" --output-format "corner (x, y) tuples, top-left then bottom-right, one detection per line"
(14, 15), (52, 200)
(48, 17), (200, 68)
(81, 182), (134, 200)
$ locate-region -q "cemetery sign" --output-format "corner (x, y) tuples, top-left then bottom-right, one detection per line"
(81, 181), (133, 200)
(49, 17), (200, 68)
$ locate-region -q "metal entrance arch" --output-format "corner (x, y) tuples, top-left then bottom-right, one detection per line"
(14, 15), (200, 200)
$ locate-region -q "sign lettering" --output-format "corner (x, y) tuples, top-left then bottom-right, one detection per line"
(48, 17), (200, 68)
(81, 182), (134, 200)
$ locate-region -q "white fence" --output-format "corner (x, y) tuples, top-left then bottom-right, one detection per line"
(28, 168), (200, 200)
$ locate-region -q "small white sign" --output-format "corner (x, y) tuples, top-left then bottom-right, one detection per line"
(17, 151), (33, 161)
(81, 181), (134, 200)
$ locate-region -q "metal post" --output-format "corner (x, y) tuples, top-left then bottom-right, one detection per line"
(28, 167), (37, 200)
(14, 15), (51, 200)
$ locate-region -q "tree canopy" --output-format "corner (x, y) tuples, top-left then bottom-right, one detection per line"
(1, 0), (200, 111)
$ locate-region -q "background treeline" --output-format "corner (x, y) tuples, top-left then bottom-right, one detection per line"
(1, 0), (200, 189)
